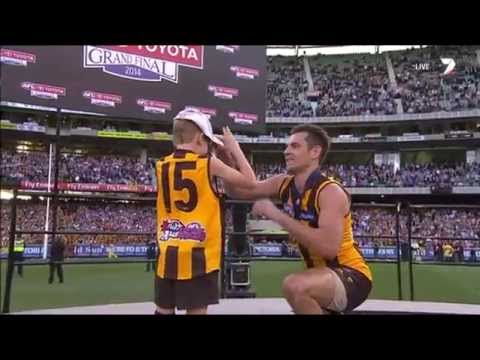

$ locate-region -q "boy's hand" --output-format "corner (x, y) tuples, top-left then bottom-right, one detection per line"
(220, 126), (240, 152)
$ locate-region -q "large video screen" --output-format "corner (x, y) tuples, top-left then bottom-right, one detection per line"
(1, 45), (266, 133)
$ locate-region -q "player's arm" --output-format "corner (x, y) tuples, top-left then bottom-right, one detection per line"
(253, 184), (347, 260)
(213, 126), (287, 199)
(210, 158), (287, 199)
(226, 174), (287, 200)
(214, 137), (285, 199)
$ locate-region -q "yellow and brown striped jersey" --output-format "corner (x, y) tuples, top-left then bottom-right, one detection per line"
(155, 149), (224, 280)
(279, 169), (372, 281)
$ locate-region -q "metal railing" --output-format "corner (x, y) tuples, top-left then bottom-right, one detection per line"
(406, 203), (480, 301)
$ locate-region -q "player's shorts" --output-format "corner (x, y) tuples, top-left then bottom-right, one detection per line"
(154, 270), (219, 310)
(325, 266), (372, 313)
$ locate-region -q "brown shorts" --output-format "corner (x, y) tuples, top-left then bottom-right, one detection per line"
(154, 271), (219, 310)
(328, 266), (372, 313)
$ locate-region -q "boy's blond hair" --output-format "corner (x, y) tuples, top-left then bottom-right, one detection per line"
(172, 119), (203, 147)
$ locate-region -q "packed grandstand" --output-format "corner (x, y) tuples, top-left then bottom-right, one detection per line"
(1, 45), (479, 262)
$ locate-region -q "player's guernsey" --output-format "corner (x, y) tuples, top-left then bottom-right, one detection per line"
(279, 169), (372, 281)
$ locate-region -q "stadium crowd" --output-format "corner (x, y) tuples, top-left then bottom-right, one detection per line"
(266, 57), (311, 118)
(266, 46), (480, 117)
(391, 47), (480, 113)
(60, 155), (152, 185)
(3, 150), (479, 188)
(352, 208), (480, 243)
(1, 150), (153, 185)
(2, 202), (478, 249)
(309, 54), (398, 117)
(254, 161), (480, 187)
(0, 202), (233, 248)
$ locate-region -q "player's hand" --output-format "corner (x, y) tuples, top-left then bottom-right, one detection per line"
(252, 199), (279, 219)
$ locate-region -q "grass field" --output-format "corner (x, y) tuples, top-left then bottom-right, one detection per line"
(1, 260), (480, 312)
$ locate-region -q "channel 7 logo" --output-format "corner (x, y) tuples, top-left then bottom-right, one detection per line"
(440, 58), (456, 75)
(414, 57), (456, 76)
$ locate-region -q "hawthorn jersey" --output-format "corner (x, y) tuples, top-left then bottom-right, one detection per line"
(279, 169), (372, 281)
(155, 149), (224, 280)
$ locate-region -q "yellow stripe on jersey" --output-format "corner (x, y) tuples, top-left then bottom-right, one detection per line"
(278, 175), (293, 199)
(312, 179), (372, 280)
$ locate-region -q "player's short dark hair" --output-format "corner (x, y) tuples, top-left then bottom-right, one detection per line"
(291, 124), (331, 165)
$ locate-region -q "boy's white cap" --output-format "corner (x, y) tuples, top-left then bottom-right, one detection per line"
(174, 108), (223, 146)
